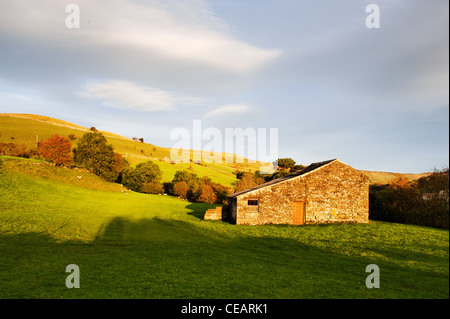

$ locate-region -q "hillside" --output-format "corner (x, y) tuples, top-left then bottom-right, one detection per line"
(0, 113), (267, 186)
(361, 170), (430, 185)
(0, 113), (429, 186)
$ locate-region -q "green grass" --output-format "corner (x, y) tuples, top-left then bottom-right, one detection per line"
(0, 157), (448, 298)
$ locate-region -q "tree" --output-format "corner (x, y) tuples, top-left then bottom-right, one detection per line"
(38, 135), (73, 166)
(191, 176), (213, 201)
(417, 168), (449, 194)
(111, 153), (130, 183)
(123, 161), (162, 192)
(172, 170), (199, 189)
(211, 183), (232, 204)
(292, 164), (306, 172)
(276, 158), (296, 171)
(234, 172), (265, 192)
(235, 171), (245, 179)
(198, 184), (217, 204)
(173, 181), (190, 199)
(73, 132), (118, 181)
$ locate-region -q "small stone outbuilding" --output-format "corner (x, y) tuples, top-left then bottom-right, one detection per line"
(227, 159), (369, 225)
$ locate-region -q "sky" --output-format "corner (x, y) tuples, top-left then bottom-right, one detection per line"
(0, 0), (448, 173)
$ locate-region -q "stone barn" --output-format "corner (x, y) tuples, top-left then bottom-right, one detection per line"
(227, 159), (369, 225)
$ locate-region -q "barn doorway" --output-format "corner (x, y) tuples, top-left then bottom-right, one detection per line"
(292, 201), (306, 225)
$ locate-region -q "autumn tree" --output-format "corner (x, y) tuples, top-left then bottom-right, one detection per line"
(38, 135), (73, 166)
(234, 172), (265, 192)
(198, 184), (217, 204)
(111, 153), (130, 183)
(173, 181), (190, 199)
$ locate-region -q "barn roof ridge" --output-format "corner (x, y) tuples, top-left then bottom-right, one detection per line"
(228, 158), (338, 198)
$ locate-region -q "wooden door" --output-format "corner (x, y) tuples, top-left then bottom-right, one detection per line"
(292, 201), (305, 225)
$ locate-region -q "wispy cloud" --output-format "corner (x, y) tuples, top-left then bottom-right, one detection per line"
(204, 104), (253, 118)
(0, 0), (280, 74)
(79, 81), (201, 111)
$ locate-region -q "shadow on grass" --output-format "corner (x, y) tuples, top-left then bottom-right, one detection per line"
(185, 202), (218, 220)
(0, 216), (448, 299)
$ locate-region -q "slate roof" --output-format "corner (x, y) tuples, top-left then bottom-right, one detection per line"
(228, 159), (337, 198)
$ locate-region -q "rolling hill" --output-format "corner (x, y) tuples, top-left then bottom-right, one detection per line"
(0, 113), (269, 186)
(0, 113), (429, 186)
(360, 170), (430, 185)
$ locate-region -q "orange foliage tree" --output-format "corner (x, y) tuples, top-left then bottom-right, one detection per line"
(234, 172), (265, 192)
(173, 181), (190, 199)
(198, 184), (217, 204)
(38, 135), (73, 166)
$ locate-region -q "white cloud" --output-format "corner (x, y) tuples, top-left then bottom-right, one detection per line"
(204, 104), (253, 118)
(0, 0), (280, 74)
(79, 81), (201, 111)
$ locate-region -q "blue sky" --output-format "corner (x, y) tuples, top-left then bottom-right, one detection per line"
(0, 0), (448, 173)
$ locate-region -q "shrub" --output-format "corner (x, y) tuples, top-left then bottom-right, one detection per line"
(163, 182), (174, 195)
(140, 182), (164, 195)
(369, 170), (449, 229)
(0, 143), (31, 158)
(38, 135), (73, 166)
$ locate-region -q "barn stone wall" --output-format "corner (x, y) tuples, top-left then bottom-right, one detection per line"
(231, 160), (369, 225)
(204, 205), (229, 221)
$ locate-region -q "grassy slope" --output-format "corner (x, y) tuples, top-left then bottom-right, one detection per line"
(1, 113), (427, 186)
(361, 170), (430, 185)
(0, 157), (448, 298)
(1, 114), (267, 186)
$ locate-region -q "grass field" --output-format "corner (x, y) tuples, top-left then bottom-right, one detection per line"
(0, 156), (448, 299)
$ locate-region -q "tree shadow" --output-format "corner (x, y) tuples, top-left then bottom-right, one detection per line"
(0, 216), (448, 299)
